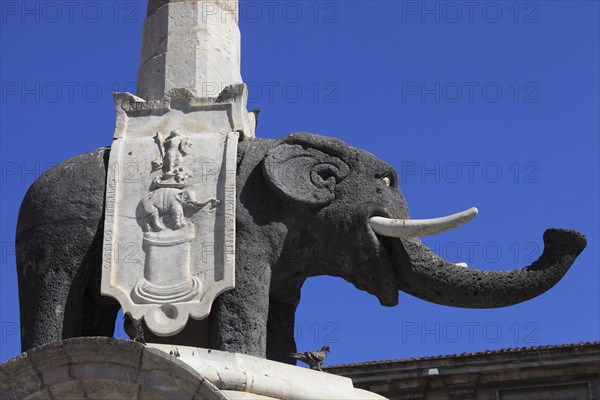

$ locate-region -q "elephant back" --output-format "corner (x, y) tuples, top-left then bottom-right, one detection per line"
(16, 147), (110, 238)
(137, 187), (177, 215)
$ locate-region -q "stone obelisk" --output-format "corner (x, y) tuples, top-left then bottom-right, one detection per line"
(138, 0), (244, 102)
(101, 0), (253, 337)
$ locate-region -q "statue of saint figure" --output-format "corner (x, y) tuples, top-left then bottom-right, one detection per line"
(152, 129), (194, 186)
(163, 129), (192, 175)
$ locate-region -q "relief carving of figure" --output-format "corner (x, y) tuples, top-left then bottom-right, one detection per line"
(163, 129), (185, 173)
(152, 129), (194, 185)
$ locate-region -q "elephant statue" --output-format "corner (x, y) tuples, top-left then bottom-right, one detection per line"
(15, 132), (587, 363)
(137, 187), (219, 232)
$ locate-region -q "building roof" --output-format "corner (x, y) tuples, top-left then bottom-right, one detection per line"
(326, 341), (600, 369)
(325, 341), (600, 399)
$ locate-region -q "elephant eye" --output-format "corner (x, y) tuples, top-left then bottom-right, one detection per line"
(375, 172), (395, 187)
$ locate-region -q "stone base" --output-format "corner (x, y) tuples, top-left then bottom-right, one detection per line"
(147, 343), (386, 399)
(0, 337), (386, 400)
(0, 337), (225, 400)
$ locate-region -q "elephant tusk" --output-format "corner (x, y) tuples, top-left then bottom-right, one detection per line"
(369, 207), (478, 238)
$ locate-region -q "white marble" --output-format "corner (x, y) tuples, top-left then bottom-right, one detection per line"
(369, 207), (478, 238)
(148, 343), (388, 400)
(137, 0), (242, 102)
(102, 89), (250, 336)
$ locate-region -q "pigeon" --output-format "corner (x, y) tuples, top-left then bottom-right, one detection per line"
(289, 345), (330, 371)
(123, 312), (146, 345)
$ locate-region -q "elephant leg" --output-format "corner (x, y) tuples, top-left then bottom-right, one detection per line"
(172, 204), (186, 229)
(82, 299), (121, 337)
(266, 299), (298, 363)
(80, 251), (121, 338)
(17, 221), (99, 352)
(209, 238), (272, 357)
(16, 148), (109, 352)
(147, 209), (165, 231)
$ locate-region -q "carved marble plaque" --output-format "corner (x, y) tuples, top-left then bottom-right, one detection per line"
(102, 87), (250, 336)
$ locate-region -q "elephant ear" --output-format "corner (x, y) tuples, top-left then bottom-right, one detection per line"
(262, 133), (350, 208)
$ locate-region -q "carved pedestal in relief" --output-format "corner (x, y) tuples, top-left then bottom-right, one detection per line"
(133, 224), (201, 304)
(102, 85), (252, 336)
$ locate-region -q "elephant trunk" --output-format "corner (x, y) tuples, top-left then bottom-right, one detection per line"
(384, 228), (586, 308)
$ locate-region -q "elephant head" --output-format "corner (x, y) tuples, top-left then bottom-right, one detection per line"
(225, 132), (587, 361)
(176, 189), (220, 211)
(176, 188), (200, 207)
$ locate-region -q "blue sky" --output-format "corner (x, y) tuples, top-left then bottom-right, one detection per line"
(1, 1), (598, 365)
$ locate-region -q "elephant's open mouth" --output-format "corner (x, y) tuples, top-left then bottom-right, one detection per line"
(352, 203), (479, 302)
(352, 202), (392, 251)
(352, 203), (479, 305)
(366, 206), (478, 272)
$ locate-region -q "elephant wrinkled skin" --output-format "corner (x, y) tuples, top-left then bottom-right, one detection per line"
(16, 132), (586, 362)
